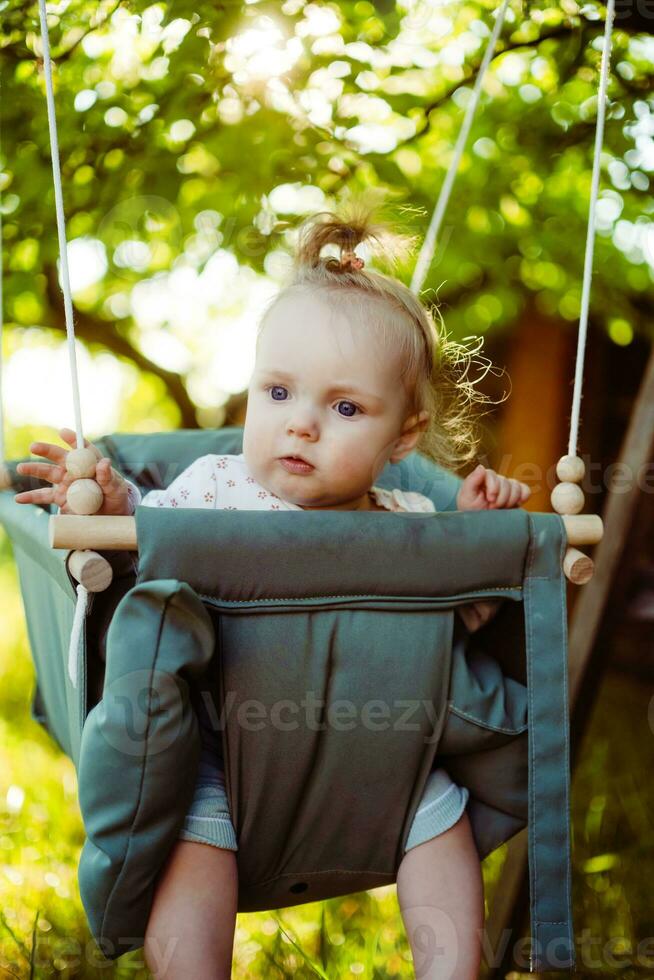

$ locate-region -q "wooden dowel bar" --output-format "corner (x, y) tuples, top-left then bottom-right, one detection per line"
(49, 512), (605, 555)
(50, 515), (137, 551)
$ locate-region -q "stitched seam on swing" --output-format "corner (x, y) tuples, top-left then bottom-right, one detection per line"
(559, 521), (574, 950)
(251, 869), (393, 887)
(525, 513), (538, 934)
(196, 586), (522, 603)
(447, 704), (527, 735)
(100, 587), (171, 934)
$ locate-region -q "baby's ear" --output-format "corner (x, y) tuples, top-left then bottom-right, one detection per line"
(389, 411), (430, 463)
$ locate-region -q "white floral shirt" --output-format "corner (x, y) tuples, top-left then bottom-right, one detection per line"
(129, 453), (437, 515)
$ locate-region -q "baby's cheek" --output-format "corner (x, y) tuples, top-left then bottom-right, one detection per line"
(332, 448), (376, 487)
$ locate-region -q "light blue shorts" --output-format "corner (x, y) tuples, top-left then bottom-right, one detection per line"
(178, 748), (239, 851)
(179, 735), (469, 854)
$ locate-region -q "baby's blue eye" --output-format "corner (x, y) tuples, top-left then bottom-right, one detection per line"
(336, 400), (358, 418)
(269, 385), (288, 401)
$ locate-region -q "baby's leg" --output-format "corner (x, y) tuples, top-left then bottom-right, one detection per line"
(397, 810), (484, 980)
(144, 839), (238, 979)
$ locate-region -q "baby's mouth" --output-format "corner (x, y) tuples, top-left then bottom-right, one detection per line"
(279, 456), (314, 473)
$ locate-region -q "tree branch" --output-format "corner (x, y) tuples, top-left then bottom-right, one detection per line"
(44, 266), (200, 428)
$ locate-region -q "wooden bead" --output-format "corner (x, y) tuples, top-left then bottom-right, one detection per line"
(556, 455), (585, 483)
(66, 447), (99, 479)
(551, 481), (585, 515)
(563, 547), (594, 585)
(67, 479), (104, 515)
(67, 550), (113, 592)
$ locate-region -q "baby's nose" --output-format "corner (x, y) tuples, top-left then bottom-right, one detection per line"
(286, 411), (318, 438)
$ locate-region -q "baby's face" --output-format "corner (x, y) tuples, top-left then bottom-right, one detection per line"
(243, 290), (417, 510)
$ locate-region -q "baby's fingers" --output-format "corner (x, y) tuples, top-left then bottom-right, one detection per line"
(16, 460), (66, 484)
(512, 480), (531, 507)
(15, 486), (56, 507)
(95, 458), (121, 489)
(503, 479), (531, 508)
(95, 458), (129, 500)
(28, 440), (68, 465)
(484, 468), (501, 503)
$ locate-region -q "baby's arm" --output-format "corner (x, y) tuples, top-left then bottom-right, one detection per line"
(456, 465), (531, 634)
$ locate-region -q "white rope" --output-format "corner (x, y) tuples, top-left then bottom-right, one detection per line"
(411, 0), (614, 463)
(410, 0), (512, 296)
(38, 3), (96, 667)
(37, 0), (85, 451)
(67, 582), (89, 687)
(568, 0), (615, 457)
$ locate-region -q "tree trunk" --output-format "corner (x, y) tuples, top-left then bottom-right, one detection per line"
(493, 301), (576, 513)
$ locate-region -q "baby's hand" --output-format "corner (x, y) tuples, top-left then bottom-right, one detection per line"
(14, 427), (134, 516)
(458, 600), (502, 634)
(457, 464), (530, 511)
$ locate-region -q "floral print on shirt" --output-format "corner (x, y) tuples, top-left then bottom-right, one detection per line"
(134, 453), (437, 515)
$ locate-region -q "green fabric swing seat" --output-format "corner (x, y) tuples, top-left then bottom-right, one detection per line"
(0, 425), (575, 972)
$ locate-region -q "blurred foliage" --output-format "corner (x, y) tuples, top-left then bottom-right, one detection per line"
(1, 0), (653, 428)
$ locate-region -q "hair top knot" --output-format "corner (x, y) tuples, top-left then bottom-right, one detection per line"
(294, 191), (414, 276)
(339, 249), (365, 272)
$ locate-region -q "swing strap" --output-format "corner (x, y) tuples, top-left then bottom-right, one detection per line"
(524, 513), (574, 971)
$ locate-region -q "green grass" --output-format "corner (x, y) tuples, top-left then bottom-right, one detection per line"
(0, 525), (652, 978)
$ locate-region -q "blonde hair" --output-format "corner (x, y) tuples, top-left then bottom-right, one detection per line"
(258, 194), (505, 473)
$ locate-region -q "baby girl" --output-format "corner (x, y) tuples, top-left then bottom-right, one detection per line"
(16, 203), (529, 979)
